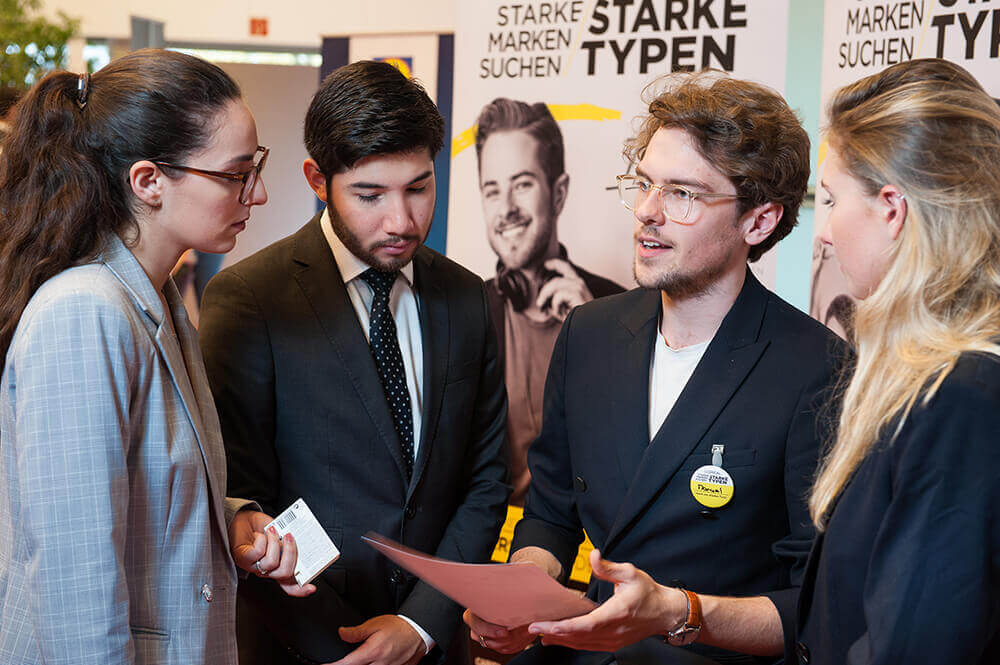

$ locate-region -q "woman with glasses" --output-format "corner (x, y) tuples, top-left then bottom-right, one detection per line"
(0, 49), (309, 665)
(794, 58), (1000, 664)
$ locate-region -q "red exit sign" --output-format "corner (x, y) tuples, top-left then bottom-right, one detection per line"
(250, 18), (268, 36)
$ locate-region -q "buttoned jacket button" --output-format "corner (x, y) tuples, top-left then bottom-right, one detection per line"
(405, 504), (416, 520)
(201, 584), (213, 603)
(796, 641), (810, 664)
(390, 569), (406, 585)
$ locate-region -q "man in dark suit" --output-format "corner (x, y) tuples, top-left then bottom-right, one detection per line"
(199, 61), (509, 665)
(465, 72), (847, 665)
(474, 98), (625, 504)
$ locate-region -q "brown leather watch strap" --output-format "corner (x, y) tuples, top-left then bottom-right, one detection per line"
(666, 588), (702, 646)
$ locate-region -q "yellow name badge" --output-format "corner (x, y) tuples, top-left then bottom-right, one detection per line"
(690, 465), (734, 508)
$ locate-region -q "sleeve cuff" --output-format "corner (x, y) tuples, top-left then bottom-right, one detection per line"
(398, 614), (435, 655)
(224, 497), (262, 526)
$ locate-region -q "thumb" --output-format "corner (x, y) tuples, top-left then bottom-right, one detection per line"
(588, 549), (632, 584)
(338, 621), (373, 644)
(234, 531), (267, 566)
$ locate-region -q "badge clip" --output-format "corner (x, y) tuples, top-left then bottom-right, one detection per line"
(690, 444), (734, 509)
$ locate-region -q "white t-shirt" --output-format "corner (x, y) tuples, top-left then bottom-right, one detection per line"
(648, 332), (710, 441)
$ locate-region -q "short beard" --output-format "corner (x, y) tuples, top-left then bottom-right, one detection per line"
(634, 252), (733, 300)
(327, 201), (419, 273)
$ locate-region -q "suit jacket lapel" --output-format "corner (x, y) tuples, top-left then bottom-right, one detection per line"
(604, 270), (771, 553)
(290, 215), (410, 486)
(163, 278), (233, 544)
(410, 247), (447, 497)
(101, 237), (228, 540)
(102, 237), (209, 447)
(165, 279), (225, 484)
(613, 290), (660, 488)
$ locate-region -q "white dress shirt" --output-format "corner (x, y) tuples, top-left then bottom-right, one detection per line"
(320, 209), (433, 653)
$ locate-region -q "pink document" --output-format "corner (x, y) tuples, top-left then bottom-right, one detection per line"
(362, 532), (597, 627)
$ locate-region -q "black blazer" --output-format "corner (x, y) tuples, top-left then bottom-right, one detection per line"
(512, 271), (846, 664)
(792, 352), (1000, 665)
(199, 215), (510, 663)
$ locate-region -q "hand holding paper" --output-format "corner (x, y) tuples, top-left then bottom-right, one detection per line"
(228, 509), (316, 597)
(362, 532), (596, 629)
(528, 549), (685, 652)
(266, 499), (340, 586)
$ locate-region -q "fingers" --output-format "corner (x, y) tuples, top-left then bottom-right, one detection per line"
(530, 601), (609, 638)
(270, 532), (298, 580)
(338, 617), (378, 644)
(228, 510), (269, 572)
(331, 617), (423, 665)
(233, 530), (267, 572)
(280, 579), (316, 597)
(250, 526), (283, 577)
(587, 549), (635, 584)
(463, 609), (501, 635)
(271, 533), (317, 596)
(535, 259), (592, 316)
(531, 607), (620, 652)
(466, 613), (535, 654)
(542, 258), (578, 278)
(536, 278), (585, 316)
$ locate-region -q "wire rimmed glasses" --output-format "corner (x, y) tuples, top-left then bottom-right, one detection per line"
(616, 174), (743, 225)
(154, 145), (269, 205)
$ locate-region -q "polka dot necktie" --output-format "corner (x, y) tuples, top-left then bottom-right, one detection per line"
(360, 268), (414, 480)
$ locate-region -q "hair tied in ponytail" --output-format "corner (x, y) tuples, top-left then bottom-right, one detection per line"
(76, 72), (90, 109)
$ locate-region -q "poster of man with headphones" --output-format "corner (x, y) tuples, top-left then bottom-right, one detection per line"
(474, 97), (624, 504)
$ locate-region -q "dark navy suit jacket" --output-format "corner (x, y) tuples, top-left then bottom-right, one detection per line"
(793, 352), (1000, 665)
(512, 271), (847, 664)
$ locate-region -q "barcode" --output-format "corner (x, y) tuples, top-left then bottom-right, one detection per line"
(276, 510), (297, 530)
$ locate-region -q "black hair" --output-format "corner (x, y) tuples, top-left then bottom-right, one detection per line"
(304, 60), (444, 176)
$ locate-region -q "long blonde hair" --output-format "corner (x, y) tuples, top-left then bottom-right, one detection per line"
(810, 59), (1000, 529)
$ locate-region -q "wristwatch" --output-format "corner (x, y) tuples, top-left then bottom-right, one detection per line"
(665, 588), (702, 646)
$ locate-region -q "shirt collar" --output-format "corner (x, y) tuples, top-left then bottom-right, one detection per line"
(320, 207), (415, 286)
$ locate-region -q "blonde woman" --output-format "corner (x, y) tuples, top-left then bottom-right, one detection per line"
(795, 59), (1000, 664)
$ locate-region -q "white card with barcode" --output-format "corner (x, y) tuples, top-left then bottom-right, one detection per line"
(266, 498), (340, 586)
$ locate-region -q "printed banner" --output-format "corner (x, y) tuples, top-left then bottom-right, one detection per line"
(813, 0), (1000, 338)
(448, 0), (791, 292)
(446, 0), (791, 577)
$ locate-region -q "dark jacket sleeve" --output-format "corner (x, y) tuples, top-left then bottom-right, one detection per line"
(847, 366), (1000, 664)
(199, 269), (280, 515)
(767, 332), (848, 649)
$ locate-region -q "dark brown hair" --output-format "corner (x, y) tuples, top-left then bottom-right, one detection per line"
(304, 60), (444, 176)
(625, 70), (810, 262)
(0, 48), (241, 365)
(474, 98), (564, 188)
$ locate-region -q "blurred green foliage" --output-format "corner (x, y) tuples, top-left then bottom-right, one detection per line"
(0, 0), (78, 89)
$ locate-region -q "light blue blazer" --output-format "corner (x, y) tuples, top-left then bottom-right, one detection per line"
(0, 235), (250, 664)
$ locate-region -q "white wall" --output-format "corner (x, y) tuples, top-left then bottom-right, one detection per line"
(46, 0), (456, 45)
(215, 61), (319, 268)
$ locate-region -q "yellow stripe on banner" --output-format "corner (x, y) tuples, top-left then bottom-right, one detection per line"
(817, 139), (829, 169)
(491, 504), (594, 585)
(547, 103), (621, 123)
(451, 103), (621, 158)
(452, 125), (478, 157)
